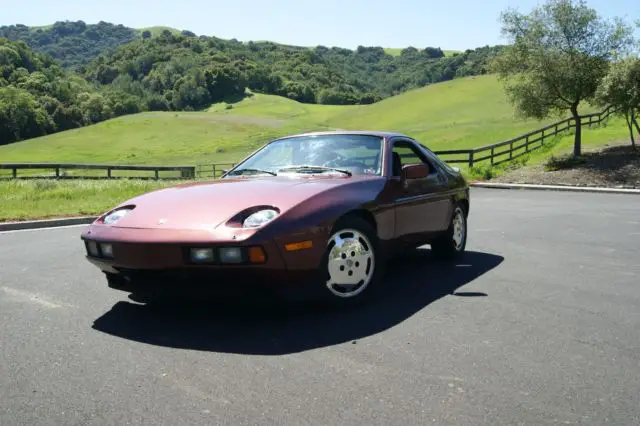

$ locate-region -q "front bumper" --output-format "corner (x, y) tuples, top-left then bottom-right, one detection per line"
(80, 223), (328, 287)
(104, 266), (319, 299)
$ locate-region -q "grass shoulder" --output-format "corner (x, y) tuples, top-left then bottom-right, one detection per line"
(0, 180), (182, 222)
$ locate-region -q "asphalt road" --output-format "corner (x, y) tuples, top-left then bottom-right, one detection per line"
(1, 188), (639, 425)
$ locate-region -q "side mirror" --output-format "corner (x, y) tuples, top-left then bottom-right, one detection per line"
(402, 163), (428, 180)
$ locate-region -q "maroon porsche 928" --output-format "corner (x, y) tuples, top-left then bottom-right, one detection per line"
(81, 131), (470, 305)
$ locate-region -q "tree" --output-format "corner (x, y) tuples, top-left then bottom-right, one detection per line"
(423, 47), (445, 59)
(77, 92), (113, 123)
(491, 0), (635, 156)
(0, 86), (54, 143)
(595, 58), (640, 149)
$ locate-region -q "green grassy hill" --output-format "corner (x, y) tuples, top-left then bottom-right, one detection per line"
(326, 75), (605, 150)
(201, 74), (618, 152)
(1, 22), (503, 148)
(0, 75), (625, 168)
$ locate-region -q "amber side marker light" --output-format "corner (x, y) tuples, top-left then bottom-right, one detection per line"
(248, 246), (267, 263)
(285, 240), (313, 252)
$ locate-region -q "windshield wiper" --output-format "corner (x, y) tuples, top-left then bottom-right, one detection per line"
(278, 165), (352, 176)
(228, 168), (277, 176)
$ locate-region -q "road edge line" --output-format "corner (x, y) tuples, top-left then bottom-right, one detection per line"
(0, 216), (97, 232)
(470, 182), (640, 194)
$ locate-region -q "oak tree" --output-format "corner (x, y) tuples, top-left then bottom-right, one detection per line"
(491, 0), (634, 156)
(596, 58), (640, 149)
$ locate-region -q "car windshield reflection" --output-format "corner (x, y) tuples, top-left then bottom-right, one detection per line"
(225, 134), (384, 177)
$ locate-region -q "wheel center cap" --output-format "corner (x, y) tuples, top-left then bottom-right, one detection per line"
(346, 259), (354, 267)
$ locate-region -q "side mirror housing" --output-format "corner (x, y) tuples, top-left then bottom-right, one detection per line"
(402, 163), (428, 180)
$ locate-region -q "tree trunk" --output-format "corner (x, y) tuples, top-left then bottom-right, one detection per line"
(571, 103), (581, 157)
(632, 110), (640, 151)
(625, 112), (635, 149)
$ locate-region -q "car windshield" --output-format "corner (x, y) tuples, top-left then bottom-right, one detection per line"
(225, 134), (384, 177)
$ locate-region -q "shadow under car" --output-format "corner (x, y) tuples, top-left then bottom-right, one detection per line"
(91, 249), (504, 355)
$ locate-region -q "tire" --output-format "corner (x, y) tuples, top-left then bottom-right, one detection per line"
(314, 215), (384, 307)
(431, 203), (467, 260)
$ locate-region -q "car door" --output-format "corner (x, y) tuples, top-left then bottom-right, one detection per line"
(389, 138), (453, 240)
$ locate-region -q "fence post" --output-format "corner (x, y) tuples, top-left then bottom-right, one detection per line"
(541, 129), (545, 145)
(154, 170), (159, 180)
(490, 147), (495, 165)
(212, 164), (216, 178)
(509, 142), (513, 160)
(55, 167), (60, 178)
(525, 135), (530, 152)
(12, 168), (17, 178)
(468, 151), (474, 168)
(107, 167), (112, 178)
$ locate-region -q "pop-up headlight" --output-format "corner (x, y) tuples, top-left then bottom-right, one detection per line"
(102, 206), (134, 225)
(242, 209), (278, 228)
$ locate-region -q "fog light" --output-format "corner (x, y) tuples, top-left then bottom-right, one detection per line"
(190, 248), (214, 263)
(248, 246), (266, 264)
(101, 244), (113, 258)
(219, 247), (243, 263)
(87, 241), (99, 257)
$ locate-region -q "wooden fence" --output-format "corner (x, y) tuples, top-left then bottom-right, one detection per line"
(195, 163), (238, 178)
(432, 106), (616, 168)
(0, 106), (616, 180)
(0, 163), (195, 180)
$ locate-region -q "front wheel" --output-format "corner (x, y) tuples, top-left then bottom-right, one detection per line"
(431, 203), (467, 260)
(315, 216), (383, 306)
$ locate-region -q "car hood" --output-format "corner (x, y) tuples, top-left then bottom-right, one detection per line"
(103, 175), (379, 230)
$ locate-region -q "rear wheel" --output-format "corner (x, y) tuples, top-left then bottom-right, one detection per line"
(316, 216), (383, 306)
(431, 203), (467, 260)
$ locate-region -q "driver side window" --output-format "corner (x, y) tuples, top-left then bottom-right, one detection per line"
(391, 142), (435, 177)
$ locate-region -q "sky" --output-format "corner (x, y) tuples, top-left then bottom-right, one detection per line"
(0, 0), (638, 51)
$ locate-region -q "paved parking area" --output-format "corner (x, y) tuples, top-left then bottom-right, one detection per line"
(1, 188), (639, 425)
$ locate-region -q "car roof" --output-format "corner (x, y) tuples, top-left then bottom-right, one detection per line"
(274, 130), (413, 140)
